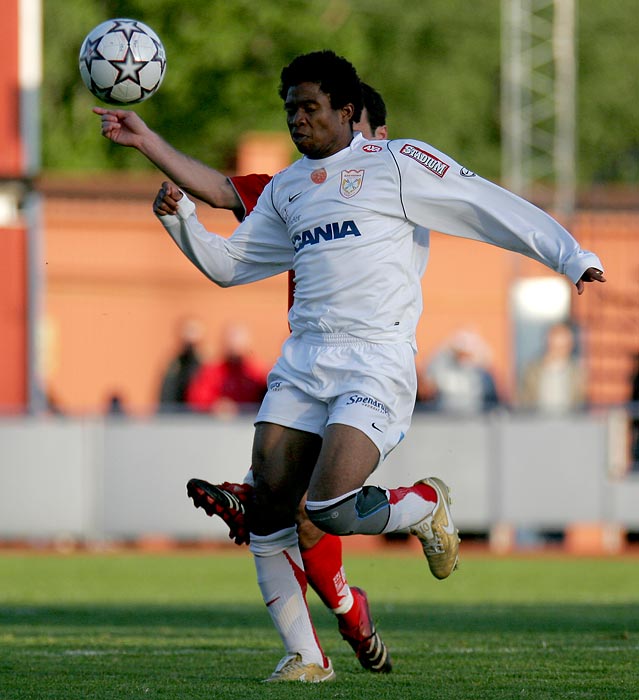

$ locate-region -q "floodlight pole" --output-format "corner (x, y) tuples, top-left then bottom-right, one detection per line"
(553, 0), (576, 220)
(501, 0), (577, 219)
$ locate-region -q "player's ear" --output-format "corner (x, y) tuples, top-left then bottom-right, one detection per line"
(341, 103), (355, 124)
(374, 125), (388, 139)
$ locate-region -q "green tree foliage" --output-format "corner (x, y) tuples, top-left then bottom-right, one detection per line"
(43, 0), (638, 183)
(578, 0), (639, 182)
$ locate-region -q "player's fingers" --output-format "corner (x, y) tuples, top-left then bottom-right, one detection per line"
(582, 268), (606, 284)
(101, 118), (119, 132)
(100, 122), (120, 140)
(162, 181), (183, 201)
(591, 270), (606, 283)
(153, 188), (167, 215)
(577, 268), (606, 294)
(155, 197), (173, 215)
(153, 198), (176, 216)
(153, 184), (180, 215)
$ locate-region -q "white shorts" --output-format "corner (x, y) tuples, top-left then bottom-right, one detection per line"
(255, 333), (417, 460)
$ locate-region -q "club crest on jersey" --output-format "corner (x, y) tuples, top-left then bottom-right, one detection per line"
(362, 144), (382, 153)
(340, 169), (365, 198)
(400, 144), (449, 178)
(311, 168), (327, 184)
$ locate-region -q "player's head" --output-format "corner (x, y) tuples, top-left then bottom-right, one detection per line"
(354, 83), (388, 140)
(279, 51), (363, 120)
(279, 50), (363, 158)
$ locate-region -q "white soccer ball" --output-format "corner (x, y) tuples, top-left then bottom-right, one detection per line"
(79, 18), (166, 105)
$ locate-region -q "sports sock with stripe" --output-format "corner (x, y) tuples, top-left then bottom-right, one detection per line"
(250, 526), (328, 667)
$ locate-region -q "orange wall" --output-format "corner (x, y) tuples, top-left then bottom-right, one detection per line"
(41, 186), (639, 414)
(572, 211), (639, 405)
(43, 194), (291, 414)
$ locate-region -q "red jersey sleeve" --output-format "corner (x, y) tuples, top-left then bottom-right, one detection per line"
(228, 174), (273, 221)
(229, 173), (295, 313)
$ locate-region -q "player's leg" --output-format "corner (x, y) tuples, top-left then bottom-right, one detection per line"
(303, 337), (458, 578)
(305, 420), (459, 580)
(187, 479), (392, 672)
(187, 477), (391, 672)
(248, 421), (334, 682)
(296, 499), (392, 672)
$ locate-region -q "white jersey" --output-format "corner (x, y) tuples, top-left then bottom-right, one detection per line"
(160, 132), (602, 346)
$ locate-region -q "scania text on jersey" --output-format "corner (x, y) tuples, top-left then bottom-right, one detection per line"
(292, 220), (361, 252)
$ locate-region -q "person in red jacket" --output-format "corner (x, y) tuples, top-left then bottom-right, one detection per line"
(186, 322), (267, 415)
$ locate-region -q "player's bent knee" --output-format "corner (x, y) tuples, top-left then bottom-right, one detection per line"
(296, 516), (325, 550)
(305, 486), (390, 536)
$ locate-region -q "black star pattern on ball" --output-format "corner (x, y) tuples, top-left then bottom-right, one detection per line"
(111, 19), (141, 39)
(81, 35), (103, 71)
(110, 49), (147, 86)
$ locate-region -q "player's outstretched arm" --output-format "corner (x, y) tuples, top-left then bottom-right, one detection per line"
(576, 267), (606, 295)
(93, 107), (243, 216)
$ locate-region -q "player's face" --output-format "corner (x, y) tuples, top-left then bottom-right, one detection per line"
(284, 82), (354, 159)
(353, 107), (388, 140)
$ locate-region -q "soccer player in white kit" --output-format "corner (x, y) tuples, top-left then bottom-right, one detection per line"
(153, 50), (605, 682)
(94, 84), (394, 675)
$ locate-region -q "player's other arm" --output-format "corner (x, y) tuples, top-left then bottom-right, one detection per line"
(153, 181), (292, 287)
(93, 107), (244, 218)
(393, 141), (606, 294)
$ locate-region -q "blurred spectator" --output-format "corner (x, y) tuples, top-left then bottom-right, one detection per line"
(158, 317), (204, 412)
(518, 322), (585, 413)
(45, 390), (65, 415)
(186, 322), (267, 415)
(106, 392), (127, 415)
(417, 329), (500, 414)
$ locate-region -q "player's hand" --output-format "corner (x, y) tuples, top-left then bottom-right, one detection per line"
(153, 181), (183, 216)
(576, 267), (606, 295)
(93, 106), (148, 148)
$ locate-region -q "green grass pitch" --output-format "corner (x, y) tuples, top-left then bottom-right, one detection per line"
(1, 550), (638, 699)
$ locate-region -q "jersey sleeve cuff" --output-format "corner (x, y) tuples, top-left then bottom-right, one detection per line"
(176, 192), (196, 220)
(564, 251), (604, 284)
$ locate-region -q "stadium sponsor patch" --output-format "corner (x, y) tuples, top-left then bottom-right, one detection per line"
(400, 144), (449, 178)
(340, 169), (365, 198)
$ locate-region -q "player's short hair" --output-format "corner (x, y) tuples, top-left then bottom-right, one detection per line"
(361, 83), (387, 132)
(279, 50), (363, 123)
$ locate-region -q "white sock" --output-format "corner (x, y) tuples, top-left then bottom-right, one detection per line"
(382, 487), (436, 534)
(250, 526), (327, 666)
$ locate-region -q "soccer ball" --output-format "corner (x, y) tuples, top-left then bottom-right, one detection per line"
(79, 18), (166, 105)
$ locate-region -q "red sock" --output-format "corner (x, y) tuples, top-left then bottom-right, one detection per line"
(388, 482), (437, 504)
(301, 534), (360, 626)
